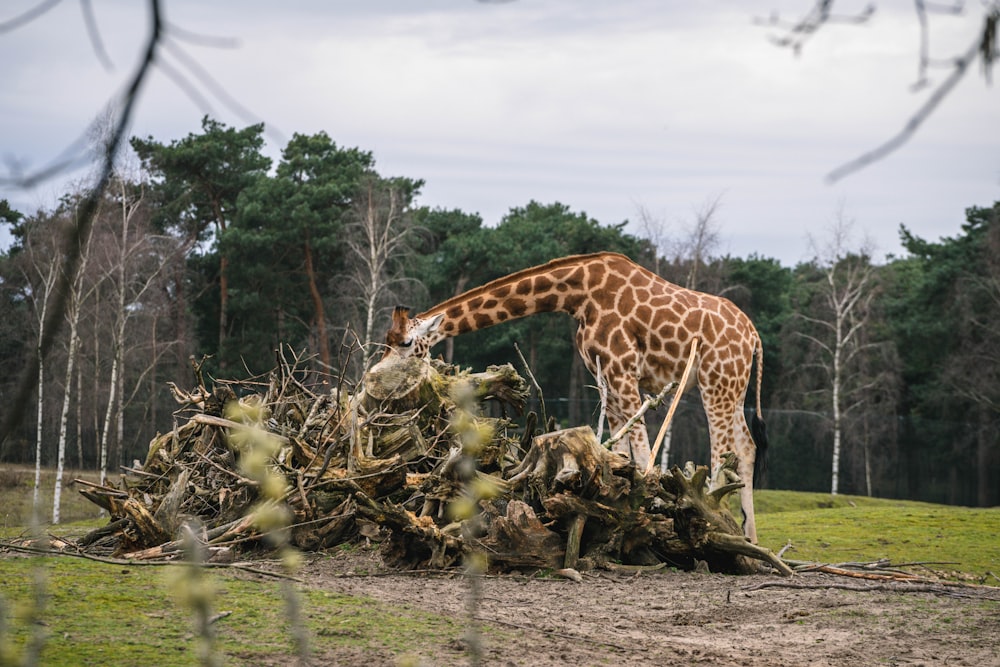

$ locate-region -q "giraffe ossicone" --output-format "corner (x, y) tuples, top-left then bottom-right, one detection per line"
(380, 252), (768, 543)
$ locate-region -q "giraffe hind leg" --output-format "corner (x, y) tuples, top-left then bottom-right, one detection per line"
(735, 418), (759, 544)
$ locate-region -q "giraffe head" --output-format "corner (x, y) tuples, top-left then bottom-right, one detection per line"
(381, 306), (444, 359)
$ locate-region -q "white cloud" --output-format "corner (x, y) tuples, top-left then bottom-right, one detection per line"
(1, 1), (997, 263)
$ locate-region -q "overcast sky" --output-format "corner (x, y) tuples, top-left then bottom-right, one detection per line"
(1, 0), (997, 265)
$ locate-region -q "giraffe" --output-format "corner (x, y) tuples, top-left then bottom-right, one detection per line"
(379, 252), (768, 543)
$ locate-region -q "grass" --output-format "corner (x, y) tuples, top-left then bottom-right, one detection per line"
(750, 490), (1000, 580)
(1, 467), (470, 664)
(1, 541), (468, 666)
(0, 465), (106, 530)
(2, 472), (998, 665)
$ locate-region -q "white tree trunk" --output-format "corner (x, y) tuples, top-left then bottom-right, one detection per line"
(76, 355), (84, 469)
(31, 261), (59, 515)
(99, 354), (118, 488)
(115, 335), (125, 471)
(33, 346), (44, 512)
(53, 328), (81, 524)
(831, 325), (842, 496)
(53, 213), (96, 523)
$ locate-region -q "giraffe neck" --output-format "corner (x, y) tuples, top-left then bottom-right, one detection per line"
(419, 253), (608, 346)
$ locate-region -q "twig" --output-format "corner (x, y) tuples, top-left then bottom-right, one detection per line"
(0, 540), (303, 581)
(602, 562), (668, 574)
(646, 338), (699, 475)
(791, 561), (924, 581)
(602, 382), (675, 452)
(195, 450), (259, 487)
(208, 611), (232, 625)
(826, 7), (998, 182)
(72, 478), (128, 496)
(513, 342), (547, 430)
(743, 576), (1000, 600)
(192, 413), (291, 445)
(594, 355), (607, 441)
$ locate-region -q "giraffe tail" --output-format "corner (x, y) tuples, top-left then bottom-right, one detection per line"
(751, 336), (768, 487)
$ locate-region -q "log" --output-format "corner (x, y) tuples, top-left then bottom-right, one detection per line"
(564, 513), (587, 569)
(152, 468), (192, 537)
(507, 425), (634, 503)
(363, 355), (441, 411)
(476, 500), (565, 571)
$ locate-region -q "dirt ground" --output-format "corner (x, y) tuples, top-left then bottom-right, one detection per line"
(296, 547), (1000, 667)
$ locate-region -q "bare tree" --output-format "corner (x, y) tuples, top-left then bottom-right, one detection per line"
(89, 173), (180, 484)
(344, 176), (421, 363)
(634, 195), (725, 470)
(52, 200), (101, 523)
(679, 194), (724, 291)
(796, 207), (884, 495)
(634, 202), (670, 276)
(18, 217), (63, 511)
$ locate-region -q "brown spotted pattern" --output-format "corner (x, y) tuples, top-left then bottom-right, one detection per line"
(380, 252), (766, 542)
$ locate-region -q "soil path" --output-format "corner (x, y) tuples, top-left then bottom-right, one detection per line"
(300, 548), (1000, 667)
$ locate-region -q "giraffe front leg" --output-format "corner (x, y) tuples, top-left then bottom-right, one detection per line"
(603, 381), (651, 469)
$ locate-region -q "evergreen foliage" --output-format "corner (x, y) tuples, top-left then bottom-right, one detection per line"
(0, 118), (996, 506)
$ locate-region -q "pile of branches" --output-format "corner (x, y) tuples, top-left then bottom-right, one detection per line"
(74, 352), (790, 576)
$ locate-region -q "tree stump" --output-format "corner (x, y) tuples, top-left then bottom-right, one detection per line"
(501, 426), (792, 575)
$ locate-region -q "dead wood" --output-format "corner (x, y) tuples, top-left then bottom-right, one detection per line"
(73, 352), (787, 577)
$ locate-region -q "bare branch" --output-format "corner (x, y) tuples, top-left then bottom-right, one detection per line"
(160, 37), (277, 140)
(760, 2), (997, 180)
(0, 0), (62, 34)
(0, 0), (163, 445)
(79, 0), (113, 71)
(754, 1), (876, 55)
(826, 30), (980, 182)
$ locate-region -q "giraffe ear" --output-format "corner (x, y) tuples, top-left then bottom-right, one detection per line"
(414, 313), (444, 338)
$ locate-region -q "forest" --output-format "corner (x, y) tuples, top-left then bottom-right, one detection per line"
(0, 116), (997, 512)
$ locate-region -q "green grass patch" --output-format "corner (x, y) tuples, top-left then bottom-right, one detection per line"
(0, 554), (468, 666)
(3, 483), (997, 664)
(751, 490), (1000, 580)
(747, 489), (939, 514)
(0, 465), (106, 529)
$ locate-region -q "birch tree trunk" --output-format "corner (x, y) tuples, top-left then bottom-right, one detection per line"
(53, 326), (81, 524)
(831, 337), (842, 496)
(99, 353), (118, 488)
(76, 356), (84, 469)
(53, 221), (96, 523)
(346, 178), (415, 365)
(659, 423), (674, 475)
(115, 336), (125, 473)
(34, 344), (45, 512)
(31, 257), (60, 513)
(798, 209), (879, 497)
